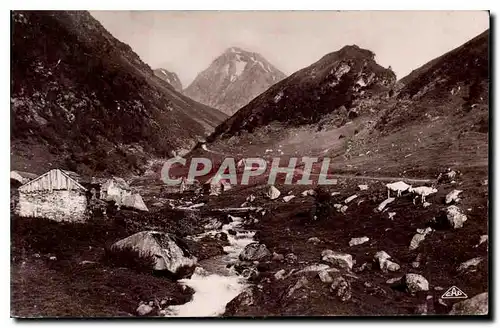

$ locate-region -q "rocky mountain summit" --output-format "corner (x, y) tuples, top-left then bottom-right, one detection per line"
(184, 47), (286, 116)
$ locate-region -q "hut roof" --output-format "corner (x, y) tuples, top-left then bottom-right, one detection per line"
(19, 168), (87, 192)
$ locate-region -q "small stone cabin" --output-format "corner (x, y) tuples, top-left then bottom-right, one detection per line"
(16, 169), (88, 222)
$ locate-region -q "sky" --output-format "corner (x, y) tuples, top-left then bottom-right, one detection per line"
(90, 11), (489, 88)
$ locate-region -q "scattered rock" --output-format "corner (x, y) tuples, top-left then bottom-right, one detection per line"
(457, 257), (483, 273)
(345, 195), (358, 204)
(321, 250), (353, 269)
(283, 195), (295, 203)
(307, 237), (321, 244)
(246, 194), (256, 202)
(318, 270), (334, 283)
(388, 212), (396, 220)
(445, 190), (463, 204)
(358, 184), (369, 191)
(434, 286), (444, 291)
(409, 227), (432, 250)
(274, 269), (286, 280)
(272, 252), (284, 261)
(340, 205), (348, 214)
(285, 253), (298, 263)
(354, 262), (371, 273)
(404, 273), (429, 294)
(439, 205), (467, 229)
(423, 202), (431, 208)
(225, 287), (256, 314)
(49, 256), (57, 261)
(375, 198), (395, 212)
(374, 251), (400, 272)
(301, 189), (316, 197)
(330, 276), (351, 301)
(239, 243), (271, 261)
(349, 236), (369, 247)
(364, 281), (373, 288)
(449, 292), (488, 315)
(475, 235), (488, 248)
(286, 276), (309, 298)
(386, 277), (402, 284)
(136, 304), (153, 316)
(266, 185), (281, 200)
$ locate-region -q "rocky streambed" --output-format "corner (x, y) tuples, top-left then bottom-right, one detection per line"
(165, 213), (258, 317)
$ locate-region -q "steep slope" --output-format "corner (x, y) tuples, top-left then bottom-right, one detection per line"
(184, 47), (286, 116)
(153, 68), (183, 92)
(11, 11), (227, 176)
(339, 29), (490, 177)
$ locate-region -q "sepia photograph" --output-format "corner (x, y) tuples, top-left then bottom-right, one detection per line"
(9, 8), (490, 318)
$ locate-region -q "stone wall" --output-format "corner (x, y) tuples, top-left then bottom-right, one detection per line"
(17, 189), (88, 222)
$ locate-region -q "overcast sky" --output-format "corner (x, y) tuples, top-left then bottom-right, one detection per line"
(90, 11), (489, 88)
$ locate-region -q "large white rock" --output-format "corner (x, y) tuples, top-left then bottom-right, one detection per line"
(444, 205), (468, 228)
(445, 190), (463, 204)
(374, 251), (400, 272)
(449, 292), (488, 315)
(266, 185), (281, 200)
(111, 231), (196, 276)
(349, 236), (369, 247)
(283, 195), (295, 203)
(344, 195), (358, 204)
(321, 250), (353, 269)
(405, 273), (429, 293)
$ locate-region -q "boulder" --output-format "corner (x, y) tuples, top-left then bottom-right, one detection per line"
(239, 242), (271, 261)
(266, 185), (281, 200)
(246, 194), (256, 202)
(375, 198), (395, 212)
(374, 251), (400, 272)
(344, 195), (358, 204)
(441, 205), (467, 229)
(445, 190), (463, 204)
(136, 304), (154, 316)
(111, 231), (196, 277)
(301, 189), (316, 197)
(457, 257), (483, 273)
(449, 292), (488, 315)
(409, 227), (432, 250)
(330, 276), (351, 301)
(349, 236), (369, 247)
(286, 276), (309, 298)
(321, 250), (353, 269)
(283, 195), (296, 203)
(404, 273), (429, 294)
(307, 237), (321, 244)
(297, 263), (331, 274)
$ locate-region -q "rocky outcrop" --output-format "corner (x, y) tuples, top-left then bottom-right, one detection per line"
(153, 68), (183, 92)
(239, 242), (271, 261)
(111, 231), (197, 277)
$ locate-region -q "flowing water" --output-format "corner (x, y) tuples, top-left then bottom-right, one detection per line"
(165, 214), (256, 317)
